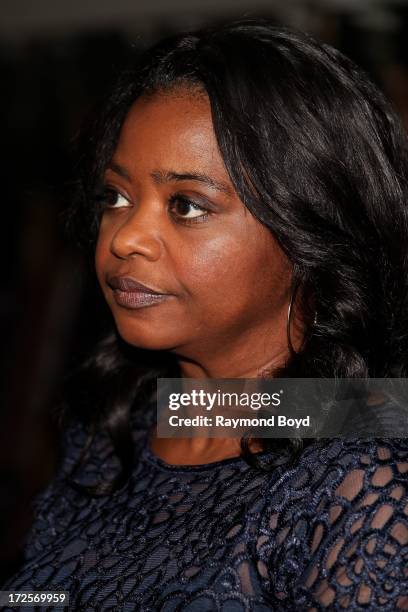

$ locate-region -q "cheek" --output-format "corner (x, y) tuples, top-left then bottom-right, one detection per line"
(180, 230), (289, 320)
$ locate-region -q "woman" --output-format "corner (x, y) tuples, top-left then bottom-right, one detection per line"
(3, 17), (408, 611)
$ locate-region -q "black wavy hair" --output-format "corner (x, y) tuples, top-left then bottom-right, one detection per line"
(61, 17), (408, 495)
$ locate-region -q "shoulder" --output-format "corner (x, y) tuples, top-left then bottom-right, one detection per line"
(22, 401), (154, 520)
(298, 437), (408, 610)
(26, 401), (154, 517)
(257, 437), (408, 610)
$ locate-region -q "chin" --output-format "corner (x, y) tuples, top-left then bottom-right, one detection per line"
(114, 319), (187, 352)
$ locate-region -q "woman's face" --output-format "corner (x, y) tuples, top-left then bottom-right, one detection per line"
(95, 88), (294, 373)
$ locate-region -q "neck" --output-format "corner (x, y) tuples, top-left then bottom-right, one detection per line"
(177, 349), (289, 379)
(172, 299), (305, 379)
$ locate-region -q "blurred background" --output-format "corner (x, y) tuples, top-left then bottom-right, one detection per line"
(2, 0), (408, 583)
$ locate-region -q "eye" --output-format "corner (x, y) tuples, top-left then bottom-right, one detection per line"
(96, 187), (131, 209)
(168, 194), (210, 225)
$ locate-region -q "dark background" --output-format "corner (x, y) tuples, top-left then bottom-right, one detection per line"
(2, 0), (408, 581)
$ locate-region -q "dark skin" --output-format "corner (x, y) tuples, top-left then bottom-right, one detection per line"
(95, 87), (305, 465)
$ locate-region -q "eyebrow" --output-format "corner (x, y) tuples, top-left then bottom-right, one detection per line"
(107, 162), (233, 196)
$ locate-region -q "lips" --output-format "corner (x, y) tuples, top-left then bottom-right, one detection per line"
(108, 275), (167, 295)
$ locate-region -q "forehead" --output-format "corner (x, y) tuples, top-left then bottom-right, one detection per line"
(114, 89), (223, 173)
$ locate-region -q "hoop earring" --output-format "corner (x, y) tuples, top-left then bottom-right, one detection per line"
(287, 282), (299, 356)
(287, 283), (318, 355)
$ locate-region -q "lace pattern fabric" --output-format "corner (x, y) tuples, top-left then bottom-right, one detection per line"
(2, 404), (407, 611)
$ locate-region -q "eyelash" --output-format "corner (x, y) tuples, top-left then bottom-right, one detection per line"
(168, 194), (210, 225)
(95, 188), (210, 226)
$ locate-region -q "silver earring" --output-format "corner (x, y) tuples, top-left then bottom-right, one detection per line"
(287, 283), (299, 355)
(287, 283), (318, 354)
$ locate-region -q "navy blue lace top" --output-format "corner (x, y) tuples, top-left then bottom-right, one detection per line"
(2, 400), (408, 611)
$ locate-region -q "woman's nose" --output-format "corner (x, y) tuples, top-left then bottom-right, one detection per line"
(110, 203), (163, 262)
